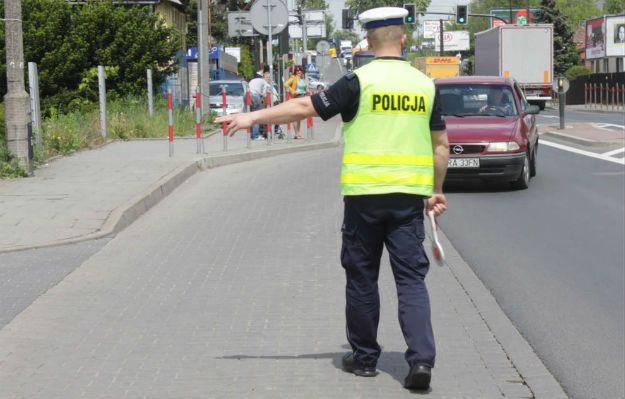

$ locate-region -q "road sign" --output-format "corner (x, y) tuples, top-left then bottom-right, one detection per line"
(250, 0), (288, 36)
(227, 11), (255, 37)
(316, 40), (330, 53)
(307, 64), (318, 72)
(423, 20), (440, 39)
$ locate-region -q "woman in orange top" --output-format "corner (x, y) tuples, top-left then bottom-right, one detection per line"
(284, 66), (308, 139)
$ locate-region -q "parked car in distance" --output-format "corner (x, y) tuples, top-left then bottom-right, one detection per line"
(307, 76), (327, 90)
(209, 80), (248, 116)
(435, 76), (540, 189)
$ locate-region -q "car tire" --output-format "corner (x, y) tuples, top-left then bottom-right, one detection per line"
(530, 144), (537, 177)
(512, 151), (530, 190)
(538, 101), (546, 111)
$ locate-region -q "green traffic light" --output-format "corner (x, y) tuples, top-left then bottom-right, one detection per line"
(459, 18), (465, 23)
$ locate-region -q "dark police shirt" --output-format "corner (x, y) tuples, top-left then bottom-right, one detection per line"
(310, 57), (446, 131)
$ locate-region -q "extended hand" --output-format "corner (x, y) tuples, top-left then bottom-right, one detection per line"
(426, 193), (448, 217)
(215, 113), (255, 137)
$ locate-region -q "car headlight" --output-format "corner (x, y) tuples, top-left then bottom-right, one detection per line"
(487, 142), (520, 152)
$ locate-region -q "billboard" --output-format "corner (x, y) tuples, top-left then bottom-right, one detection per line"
(606, 15), (625, 57)
(423, 20), (440, 39)
(434, 30), (470, 51)
(490, 8), (542, 27)
(586, 17), (606, 59)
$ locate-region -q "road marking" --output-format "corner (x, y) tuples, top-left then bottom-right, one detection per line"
(540, 139), (625, 165)
(595, 123), (625, 130)
(602, 147), (625, 157)
(538, 115), (559, 119)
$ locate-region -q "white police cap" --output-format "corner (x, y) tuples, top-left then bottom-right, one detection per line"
(359, 7), (408, 30)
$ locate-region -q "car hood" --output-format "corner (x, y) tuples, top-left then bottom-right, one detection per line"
(444, 116), (518, 143)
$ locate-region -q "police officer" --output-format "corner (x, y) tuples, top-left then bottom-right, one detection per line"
(216, 6), (449, 391)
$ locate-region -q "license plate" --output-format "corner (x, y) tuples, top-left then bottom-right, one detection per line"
(448, 158), (480, 168)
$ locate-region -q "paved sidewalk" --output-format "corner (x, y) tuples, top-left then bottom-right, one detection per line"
(0, 141), (567, 398)
(0, 121), (336, 252)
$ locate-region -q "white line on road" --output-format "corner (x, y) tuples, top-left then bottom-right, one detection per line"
(602, 147), (625, 157)
(595, 123), (625, 130)
(539, 139), (625, 165)
(538, 115), (559, 119)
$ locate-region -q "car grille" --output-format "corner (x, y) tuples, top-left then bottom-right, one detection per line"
(449, 144), (485, 155)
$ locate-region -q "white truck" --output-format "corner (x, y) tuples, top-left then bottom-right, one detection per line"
(340, 40), (353, 61)
(475, 24), (553, 110)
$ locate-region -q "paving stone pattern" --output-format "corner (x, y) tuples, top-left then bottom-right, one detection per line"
(0, 121), (537, 398)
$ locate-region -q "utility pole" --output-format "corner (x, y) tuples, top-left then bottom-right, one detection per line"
(198, 0), (210, 116)
(439, 19), (444, 55)
(3, 0), (32, 173)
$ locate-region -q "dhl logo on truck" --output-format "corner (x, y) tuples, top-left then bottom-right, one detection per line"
(428, 57), (459, 65)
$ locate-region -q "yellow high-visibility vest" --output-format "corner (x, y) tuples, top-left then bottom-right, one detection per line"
(342, 59), (435, 196)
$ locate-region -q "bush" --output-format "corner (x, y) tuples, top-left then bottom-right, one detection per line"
(565, 65), (591, 81)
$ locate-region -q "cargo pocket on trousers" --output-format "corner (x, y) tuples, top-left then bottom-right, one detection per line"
(340, 223), (359, 270)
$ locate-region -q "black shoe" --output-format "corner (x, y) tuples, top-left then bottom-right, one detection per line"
(404, 364), (431, 390)
(341, 353), (378, 377)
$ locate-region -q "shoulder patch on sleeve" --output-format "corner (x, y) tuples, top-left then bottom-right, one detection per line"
(345, 72), (357, 81)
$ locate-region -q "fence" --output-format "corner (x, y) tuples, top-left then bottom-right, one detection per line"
(566, 72), (625, 108)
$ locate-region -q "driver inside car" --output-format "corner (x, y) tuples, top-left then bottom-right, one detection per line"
(479, 87), (514, 116)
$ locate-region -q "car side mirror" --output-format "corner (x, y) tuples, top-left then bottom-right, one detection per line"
(525, 105), (540, 115)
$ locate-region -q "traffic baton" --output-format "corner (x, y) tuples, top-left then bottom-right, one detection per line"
(222, 87), (228, 151)
(167, 87), (174, 157)
(427, 211), (445, 266)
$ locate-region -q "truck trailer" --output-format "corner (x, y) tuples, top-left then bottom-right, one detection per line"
(475, 24), (553, 109)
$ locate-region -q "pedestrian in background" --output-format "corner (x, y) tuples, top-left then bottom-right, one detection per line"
(248, 72), (271, 140)
(285, 66), (307, 139)
(216, 6), (449, 392)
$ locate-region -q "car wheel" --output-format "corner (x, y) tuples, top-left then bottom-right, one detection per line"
(530, 144), (537, 177)
(512, 151), (530, 190)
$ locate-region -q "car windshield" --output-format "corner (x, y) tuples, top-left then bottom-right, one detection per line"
(210, 82), (244, 96)
(438, 84), (518, 117)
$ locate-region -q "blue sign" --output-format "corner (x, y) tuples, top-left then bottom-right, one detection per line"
(186, 46), (221, 61)
(307, 63), (318, 72)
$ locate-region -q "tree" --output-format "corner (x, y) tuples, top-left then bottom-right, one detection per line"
(555, 0), (601, 30)
(333, 29), (362, 44)
(346, 0), (430, 14)
(540, 0), (579, 75)
(0, 0), (179, 113)
(604, 0), (625, 14)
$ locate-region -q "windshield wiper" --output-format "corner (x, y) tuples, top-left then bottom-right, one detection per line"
(442, 113), (465, 117)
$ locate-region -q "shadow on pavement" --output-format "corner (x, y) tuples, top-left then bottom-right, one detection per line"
(217, 348), (432, 393)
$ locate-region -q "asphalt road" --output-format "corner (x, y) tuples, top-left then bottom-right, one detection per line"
(537, 106), (624, 125)
(440, 142), (625, 399)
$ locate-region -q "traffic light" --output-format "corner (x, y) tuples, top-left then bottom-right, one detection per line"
(456, 5), (468, 25)
(403, 3), (416, 25)
(342, 9), (353, 29)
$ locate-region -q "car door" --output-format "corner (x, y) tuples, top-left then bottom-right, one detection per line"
(514, 82), (537, 149)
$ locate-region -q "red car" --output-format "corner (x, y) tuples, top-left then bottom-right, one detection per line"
(435, 76), (540, 189)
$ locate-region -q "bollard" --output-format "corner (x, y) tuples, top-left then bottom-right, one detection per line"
(245, 91), (251, 149)
(600, 83), (604, 109)
(266, 91), (272, 145)
(286, 92), (292, 142)
(611, 84), (615, 111)
(306, 91), (313, 140)
(593, 83), (597, 109)
(584, 83), (587, 109)
(167, 88), (174, 157)
(222, 87), (228, 152)
(195, 86), (203, 154)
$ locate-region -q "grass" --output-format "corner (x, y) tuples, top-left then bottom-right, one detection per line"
(1, 97), (215, 178)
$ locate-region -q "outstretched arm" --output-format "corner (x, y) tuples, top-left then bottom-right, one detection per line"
(215, 96), (318, 136)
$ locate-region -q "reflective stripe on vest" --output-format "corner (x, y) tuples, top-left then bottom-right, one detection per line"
(341, 59), (436, 196)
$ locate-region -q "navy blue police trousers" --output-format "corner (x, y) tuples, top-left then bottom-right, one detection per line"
(340, 193), (435, 369)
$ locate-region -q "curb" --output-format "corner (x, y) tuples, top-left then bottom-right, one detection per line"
(435, 226), (569, 399)
(0, 125), (342, 254)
